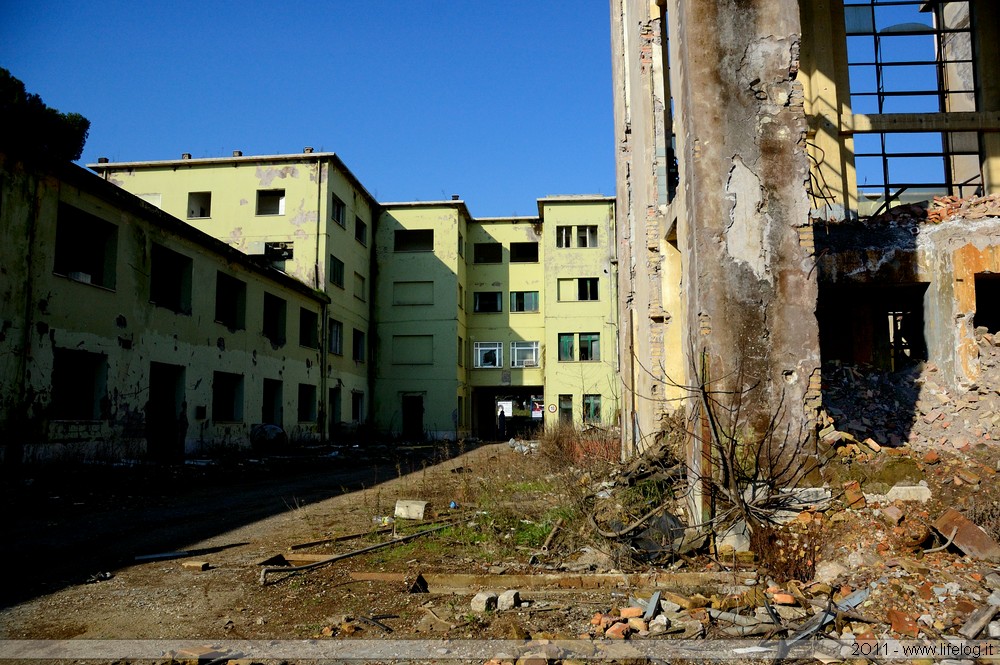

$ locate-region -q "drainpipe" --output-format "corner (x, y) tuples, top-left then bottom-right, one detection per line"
(315, 157), (328, 444)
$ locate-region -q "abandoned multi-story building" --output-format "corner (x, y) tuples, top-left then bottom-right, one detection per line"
(0, 150), (622, 460)
(0, 154), (330, 463)
(611, 0), (1000, 469)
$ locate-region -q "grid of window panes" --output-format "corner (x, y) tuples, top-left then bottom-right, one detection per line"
(845, 0), (981, 209)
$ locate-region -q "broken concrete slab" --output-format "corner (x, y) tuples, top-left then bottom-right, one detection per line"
(934, 508), (1000, 562)
(885, 484), (932, 503)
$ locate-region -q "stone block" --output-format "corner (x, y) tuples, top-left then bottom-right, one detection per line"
(471, 591), (498, 612)
(498, 589), (521, 611)
(886, 484), (931, 503)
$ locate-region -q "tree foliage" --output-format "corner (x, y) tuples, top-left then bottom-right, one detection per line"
(0, 68), (90, 162)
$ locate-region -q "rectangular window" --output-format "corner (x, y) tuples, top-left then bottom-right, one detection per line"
(458, 233), (465, 257)
(393, 280), (434, 305)
(473, 291), (502, 313)
(458, 337), (465, 366)
(299, 308), (319, 348)
(583, 394), (602, 423)
(328, 318), (343, 355)
(580, 332), (601, 361)
(510, 291), (539, 312)
(329, 255), (345, 288)
(578, 277), (599, 301)
(262, 292), (287, 346)
(558, 394), (573, 423)
(394, 229), (434, 252)
(558, 333), (575, 362)
(264, 241), (293, 271)
(473, 242), (502, 264)
(187, 191), (211, 218)
(577, 225), (598, 248)
(332, 195), (346, 226)
(54, 204), (118, 289)
(354, 272), (367, 301)
(150, 243), (193, 314)
(262, 378), (282, 425)
(510, 242), (539, 263)
(257, 189), (285, 215)
(351, 391), (365, 422)
(352, 328), (366, 362)
(355, 218), (368, 245)
(214, 272), (246, 330)
(556, 226), (572, 248)
(458, 285), (465, 310)
(474, 342), (502, 368)
(297, 384), (317, 422)
(392, 334), (434, 364)
(51, 348), (107, 420)
(212, 371), (244, 422)
(511, 341), (540, 368)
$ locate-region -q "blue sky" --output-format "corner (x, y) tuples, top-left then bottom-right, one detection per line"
(1, 1), (616, 217)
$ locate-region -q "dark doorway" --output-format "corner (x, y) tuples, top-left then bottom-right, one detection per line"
(471, 387), (544, 439)
(329, 386), (342, 440)
(975, 273), (1000, 333)
(147, 362), (186, 463)
(401, 394), (424, 440)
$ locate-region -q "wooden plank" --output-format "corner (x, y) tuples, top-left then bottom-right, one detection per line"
(419, 571), (754, 592)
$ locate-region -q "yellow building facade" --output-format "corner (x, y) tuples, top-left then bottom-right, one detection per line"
(378, 196), (618, 440)
(0, 154), (330, 463)
(89, 152), (378, 436)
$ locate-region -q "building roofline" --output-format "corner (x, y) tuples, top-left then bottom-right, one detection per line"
(380, 199), (474, 220)
(536, 194), (615, 217)
(474, 216), (540, 223)
(87, 151), (380, 211)
(54, 159), (329, 304)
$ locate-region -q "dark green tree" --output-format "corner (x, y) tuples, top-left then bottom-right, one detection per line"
(0, 68), (90, 162)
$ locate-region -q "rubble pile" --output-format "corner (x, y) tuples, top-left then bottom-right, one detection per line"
(927, 193), (1000, 224)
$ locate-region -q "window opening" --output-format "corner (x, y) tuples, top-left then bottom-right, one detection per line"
(328, 318), (343, 355)
(262, 378), (282, 425)
(510, 291), (539, 312)
(212, 371), (244, 422)
(352, 328), (366, 362)
(473, 242), (502, 263)
(974, 274), (1000, 334)
(51, 349), (107, 420)
(299, 308), (319, 348)
(578, 278), (599, 301)
(473, 291), (502, 313)
(558, 394), (573, 423)
(187, 192), (211, 218)
(510, 242), (539, 262)
(354, 272), (367, 301)
(351, 391), (365, 422)
(53, 204), (118, 289)
(577, 226), (598, 248)
(262, 292), (287, 346)
(556, 226), (572, 248)
(332, 195), (346, 226)
(355, 218), (368, 245)
(394, 229), (434, 251)
(579, 333), (601, 361)
(297, 384), (318, 422)
(257, 189), (285, 215)
(558, 333), (575, 361)
(150, 243), (192, 314)
(583, 394), (602, 423)
(474, 342), (502, 368)
(511, 341), (540, 368)
(215, 272), (246, 330)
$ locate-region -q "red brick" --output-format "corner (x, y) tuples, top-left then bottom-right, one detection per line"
(605, 622), (630, 639)
(619, 606), (644, 619)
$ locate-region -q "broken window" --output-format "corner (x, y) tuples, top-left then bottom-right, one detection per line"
(53, 203), (118, 289)
(51, 348), (107, 420)
(264, 241), (293, 271)
(297, 383), (317, 422)
(351, 391), (365, 422)
(328, 318), (343, 355)
(332, 195), (346, 226)
(299, 308), (319, 349)
(510, 242), (539, 263)
(580, 333), (600, 361)
(473, 291), (502, 313)
(187, 191), (211, 218)
(558, 333), (575, 362)
(212, 371), (244, 422)
(394, 229), (434, 252)
(577, 226), (598, 248)
(355, 217), (368, 245)
(473, 242), (502, 264)
(150, 243), (192, 314)
(330, 255), (345, 288)
(352, 328), (366, 362)
(474, 342), (502, 368)
(354, 272), (367, 301)
(583, 394), (602, 423)
(558, 394), (573, 423)
(214, 272), (246, 330)
(262, 292), (287, 346)
(578, 278), (599, 301)
(510, 341), (540, 368)
(974, 274), (1000, 334)
(510, 291), (539, 312)
(556, 226), (573, 248)
(256, 189), (285, 215)
(262, 378), (282, 425)
(845, 0), (981, 209)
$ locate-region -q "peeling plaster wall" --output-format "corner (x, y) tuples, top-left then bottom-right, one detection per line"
(672, 0), (820, 442)
(0, 157), (328, 464)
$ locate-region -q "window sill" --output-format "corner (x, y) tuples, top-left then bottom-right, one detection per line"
(54, 272), (116, 291)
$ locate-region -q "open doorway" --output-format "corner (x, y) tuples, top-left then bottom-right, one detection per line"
(975, 273), (1000, 334)
(401, 394), (425, 440)
(147, 362), (186, 463)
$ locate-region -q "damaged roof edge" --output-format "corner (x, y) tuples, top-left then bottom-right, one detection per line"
(86, 151), (379, 212)
(381, 199), (475, 221)
(55, 160), (330, 304)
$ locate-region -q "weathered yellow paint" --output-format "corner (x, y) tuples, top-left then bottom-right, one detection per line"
(1, 154), (329, 462)
(89, 154), (377, 430)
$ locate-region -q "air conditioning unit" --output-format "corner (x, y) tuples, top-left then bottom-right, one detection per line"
(521, 360), (538, 368)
